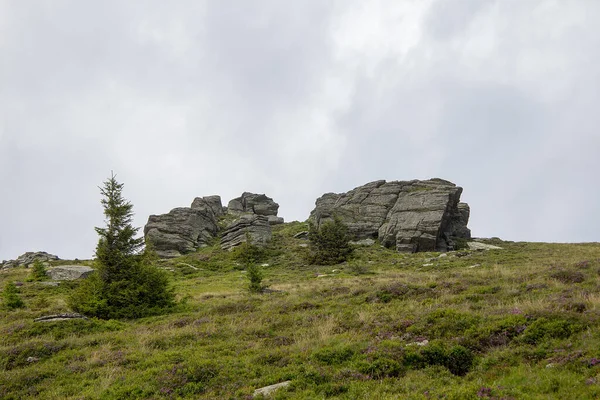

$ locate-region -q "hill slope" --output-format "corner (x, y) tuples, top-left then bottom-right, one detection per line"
(1, 222), (600, 399)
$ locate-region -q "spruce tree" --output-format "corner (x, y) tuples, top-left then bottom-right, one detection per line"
(95, 172), (144, 282)
(307, 216), (353, 265)
(69, 173), (174, 319)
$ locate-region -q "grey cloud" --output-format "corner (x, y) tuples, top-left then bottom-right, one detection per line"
(1, 0), (599, 260)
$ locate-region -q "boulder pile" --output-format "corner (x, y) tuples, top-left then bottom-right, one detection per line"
(1, 251), (60, 269)
(144, 193), (283, 258)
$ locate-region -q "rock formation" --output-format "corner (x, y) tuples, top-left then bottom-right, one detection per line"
(220, 214), (272, 250)
(228, 192), (283, 225)
(1, 251), (60, 269)
(144, 193), (283, 257)
(310, 179), (471, 252)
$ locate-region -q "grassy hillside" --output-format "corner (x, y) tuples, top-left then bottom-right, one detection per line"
(1, 222), (600, 399)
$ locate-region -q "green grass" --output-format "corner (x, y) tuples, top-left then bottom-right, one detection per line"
(1, 226), (600, 399)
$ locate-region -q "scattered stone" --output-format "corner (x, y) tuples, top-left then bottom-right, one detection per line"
(468, 264), (481, 269)
(1, 251), (59, 269)
(438, 253), (448, 258)
(349, 238), (376, 246)
(298, 243), (309, 248)
(37, 281), (60, 287)
(407, 339), (429, 347)
(221, 214), (272, 250)
(26, 357), (40, 363)
(316, 274), (330, 278)
(310, 179), (471, 253)
(261, 263), (270, 267)
(46, 265), (94, 281)
(253, 381), (291, 398)
(34, 313), (88, 322)
(467, 242), (503, 251)
(423, 263), (434, 267)
(293, 231), (309, 240)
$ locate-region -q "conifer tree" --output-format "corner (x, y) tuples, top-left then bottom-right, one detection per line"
(69, 173), (174, 319)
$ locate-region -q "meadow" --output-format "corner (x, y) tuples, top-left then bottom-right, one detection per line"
(1, 222), (599, 399)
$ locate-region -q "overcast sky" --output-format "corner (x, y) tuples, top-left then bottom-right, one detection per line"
(1, 0), (599, 260)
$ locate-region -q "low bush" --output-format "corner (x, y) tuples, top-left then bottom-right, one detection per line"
(2, 282), (24, 310)
(307, 217), (353, 265)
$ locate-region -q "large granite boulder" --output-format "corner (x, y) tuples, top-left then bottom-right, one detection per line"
(144, 207), (219, 258)
(228, 192), (283, 224)
(1, 251), (60, 269)
(221, 214), (272, 250)
(310, 179), (471, 253)
(47, 265), (94, 281)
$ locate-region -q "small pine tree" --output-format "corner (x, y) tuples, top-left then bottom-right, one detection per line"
(29, 259), (48, 281)
(307, 216), (353, 265)
(69, 172), (175, 319)
(2, 282), (25, 309)
(233, 232), (266, 293)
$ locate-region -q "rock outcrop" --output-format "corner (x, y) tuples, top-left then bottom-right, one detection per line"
(46, 265), (94, 281)
(221, 214), (272, 250)
(144, 201), (220, 258)
(1, 251), (59, 269)
(144, 193), (283, 257)
(310, 179), (471, 253)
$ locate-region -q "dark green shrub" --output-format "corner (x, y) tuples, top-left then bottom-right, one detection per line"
(247, 264), (264, 293)
(520, 317), (583, 344)
(307, 216), (353, 265)
(421, 341), (448, 366)
(233, 233), (267, 293)
(2, 282), (24, 310)
(446, 345), (474, 376)
(312, 346), (355, 365)
(551, 270), (585, 284)
(404, 341), (474, 376)
(357, 357), (404, 378)
(29, 260), (48, 281)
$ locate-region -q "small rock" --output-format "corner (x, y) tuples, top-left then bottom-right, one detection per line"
(37, 281), (60, 287)
(298, 243), (308, 248)
(316, 274), (329, 278)
(438, 253), (447, 258)
(468, 264), (481, 269)
(423, 263), (434, 267)
(546, 363), (555, 368)
(331, 269), (339, 273)
(293, 231), (309, 240)
(261, 263), (270, 267)
(467, 242), (503, 251)
(407, 339), (429, 347)
(34, 313), (88, 322)
(47, 265), (94, 281)
(349, 238), (375, 246)
(253, 381), (291, 398)
(26, 357), (40, 363)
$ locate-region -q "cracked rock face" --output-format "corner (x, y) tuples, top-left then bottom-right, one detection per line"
(310, 179), (471, 252)
(144, 193), (283, 257)
(220, 214), (272, 251)
(144, 204), (220, 258)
